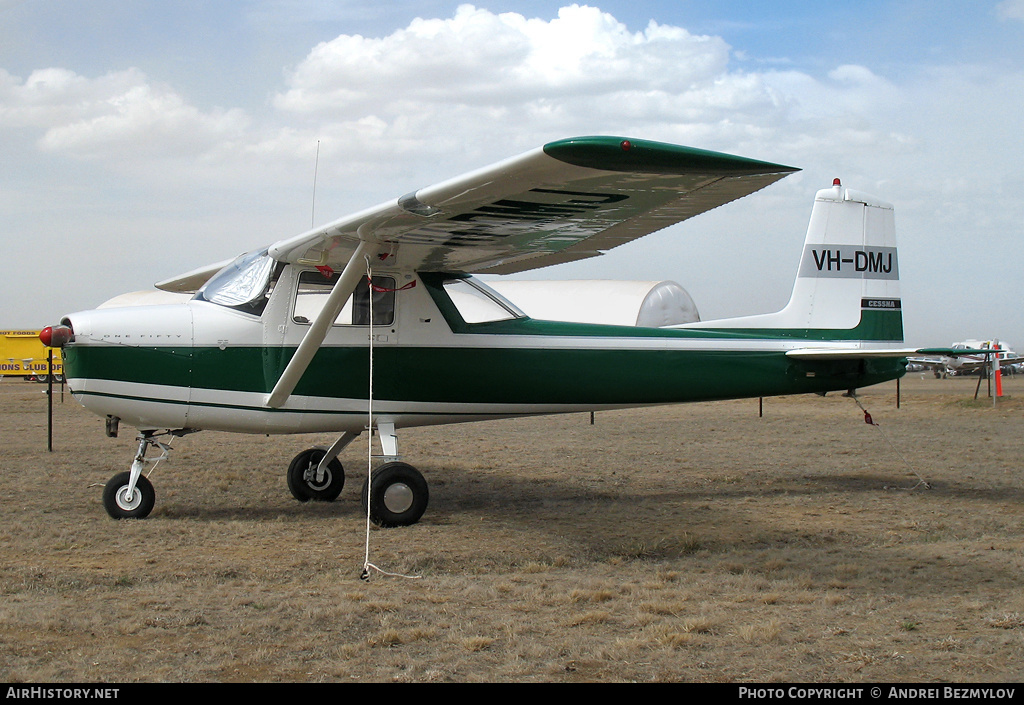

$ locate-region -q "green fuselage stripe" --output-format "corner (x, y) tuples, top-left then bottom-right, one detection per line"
(64, 343), (905, 406)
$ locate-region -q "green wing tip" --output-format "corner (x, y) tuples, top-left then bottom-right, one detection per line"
(542, 136), (799, 176)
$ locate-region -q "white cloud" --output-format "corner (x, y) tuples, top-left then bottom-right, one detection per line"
(260, 3), (922, 177)
(274, 5), (732, 119)
(0, 66), (250, 160)
(0, 5), (910, 182)
(996, 0), (1024, 21)
(41, 86), (249, 159)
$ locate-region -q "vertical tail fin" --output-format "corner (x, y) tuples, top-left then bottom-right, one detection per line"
(784, 180), (901, 341)
(692, 180), (903, 345)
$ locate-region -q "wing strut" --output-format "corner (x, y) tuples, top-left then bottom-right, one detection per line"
(266, 239), (381, 408)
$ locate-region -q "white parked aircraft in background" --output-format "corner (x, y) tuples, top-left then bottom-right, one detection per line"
(909, 340), (1022, 377)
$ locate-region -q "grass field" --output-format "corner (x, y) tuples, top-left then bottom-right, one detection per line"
(1, 373), (1022, 682)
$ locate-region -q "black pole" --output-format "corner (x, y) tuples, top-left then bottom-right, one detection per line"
(47, 349), (53, 452)
(987, 355), (992, 399)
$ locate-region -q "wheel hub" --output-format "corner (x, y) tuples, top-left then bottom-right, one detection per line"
(382, 483), (414, 514)
(115, 486), (142, 511)
(303, 466), (333, 491)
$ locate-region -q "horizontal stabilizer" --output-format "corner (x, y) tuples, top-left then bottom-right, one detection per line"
(785, 348), (920, 360)
(787, 347), (1010, 360)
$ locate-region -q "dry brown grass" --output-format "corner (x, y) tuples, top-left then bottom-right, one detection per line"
(1, 374), (1023, 682)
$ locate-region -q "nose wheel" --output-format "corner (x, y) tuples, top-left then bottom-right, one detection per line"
(103, 472), (156, 519)
(287, 448), (345, 502)
(102, 431), (180, 519)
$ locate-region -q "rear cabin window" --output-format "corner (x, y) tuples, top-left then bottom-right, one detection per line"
(293, 272), (396, 326)
(442, 277), (523, 323)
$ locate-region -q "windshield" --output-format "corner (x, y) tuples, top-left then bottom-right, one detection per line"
(196, 250), (276, 314)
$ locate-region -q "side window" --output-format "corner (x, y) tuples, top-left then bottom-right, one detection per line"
(293, 272), (396, 326)
(442, 277), (522, 323)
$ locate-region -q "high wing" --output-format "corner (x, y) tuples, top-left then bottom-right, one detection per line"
(157, 137), (798, 292)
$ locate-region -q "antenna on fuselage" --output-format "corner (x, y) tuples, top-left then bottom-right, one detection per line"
(311, 139), (320, 229)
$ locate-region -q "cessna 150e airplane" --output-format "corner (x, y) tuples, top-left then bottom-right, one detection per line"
(41, 136), (943, 525)
(908, 340), (1022, 378)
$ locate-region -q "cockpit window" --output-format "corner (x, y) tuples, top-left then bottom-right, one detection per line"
(196, 250), (278, 315)
(442, 277), (524, 323)
(293, 271), (396, 326)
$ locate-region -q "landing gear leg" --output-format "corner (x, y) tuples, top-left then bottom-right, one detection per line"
(102, 432), (175, 519)
(361, 422), (429, 527)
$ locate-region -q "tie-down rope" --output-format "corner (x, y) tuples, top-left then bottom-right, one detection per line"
(360, 256), (421, 582)
(850, 394), (931, 490)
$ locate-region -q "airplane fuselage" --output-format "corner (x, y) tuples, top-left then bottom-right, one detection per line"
(61, 266), (906, 435)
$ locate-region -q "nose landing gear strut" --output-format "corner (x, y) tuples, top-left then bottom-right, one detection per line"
(102, 430), (189, 519)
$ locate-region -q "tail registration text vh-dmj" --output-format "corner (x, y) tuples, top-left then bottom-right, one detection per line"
(42, 137), (934, 524)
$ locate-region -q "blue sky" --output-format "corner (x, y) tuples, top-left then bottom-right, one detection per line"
(3, 1), (1024, 348)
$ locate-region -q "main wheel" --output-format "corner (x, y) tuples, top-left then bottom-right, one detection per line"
(287, 448), (345, 502)
(102, 472), (156, 519)
(361, 462), (429, 527)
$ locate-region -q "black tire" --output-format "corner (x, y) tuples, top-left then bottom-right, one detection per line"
(102, 472), (155, 519)
(287, 448), (345, 502)
(361, 462), (428, 528)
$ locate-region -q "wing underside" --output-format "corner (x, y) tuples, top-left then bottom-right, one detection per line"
(156, 137), (797, 292)
(267, 137), (798, 276)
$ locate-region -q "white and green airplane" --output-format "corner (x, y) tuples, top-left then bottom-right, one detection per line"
(41, 136), (926, 524)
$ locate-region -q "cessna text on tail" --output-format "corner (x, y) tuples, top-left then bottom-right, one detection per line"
(41, 137), (932, 524)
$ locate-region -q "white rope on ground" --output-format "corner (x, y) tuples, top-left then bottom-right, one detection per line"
(361, 256), (376, 580)
(359, 257), (421, 582)
(850, 394), (931, 490)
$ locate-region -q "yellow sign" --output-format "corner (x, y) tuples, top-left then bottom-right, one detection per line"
(0, 330), (64, 378)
